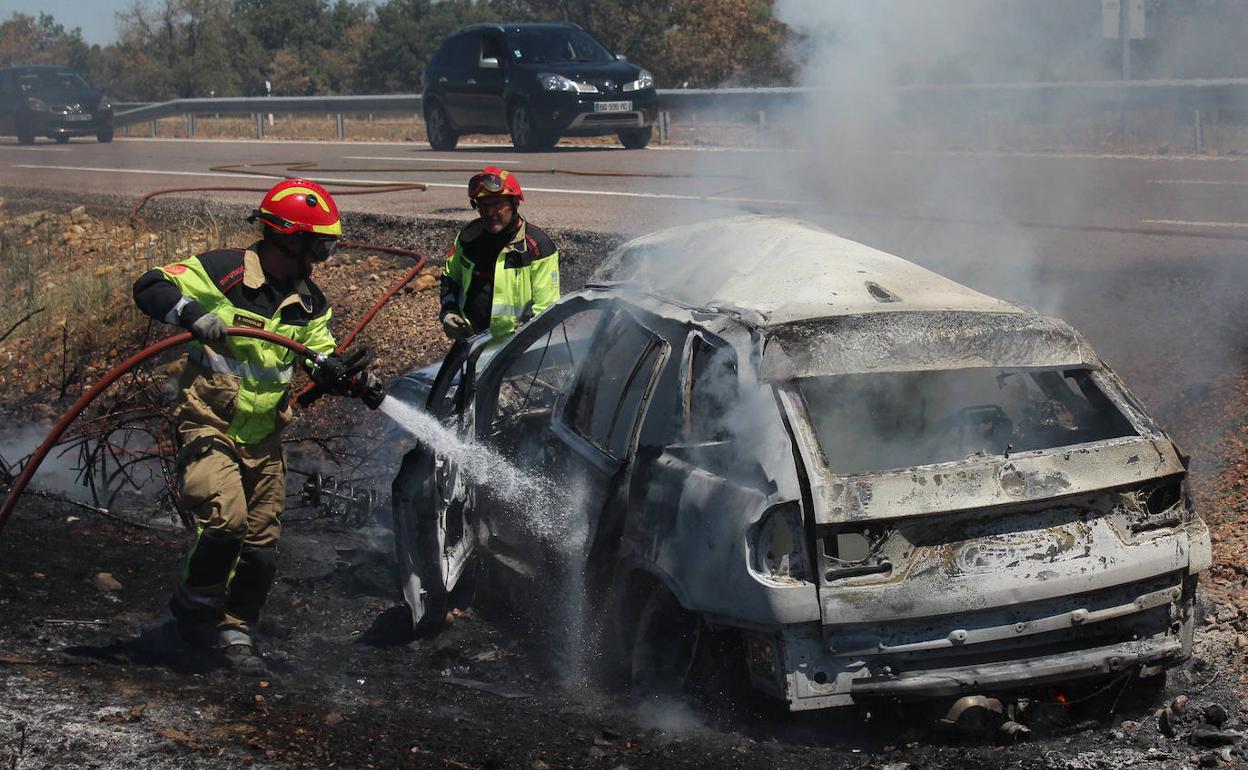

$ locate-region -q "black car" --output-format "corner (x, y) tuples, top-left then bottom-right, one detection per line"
(0, 65), (114, 145)
(422, 23), (657, 151)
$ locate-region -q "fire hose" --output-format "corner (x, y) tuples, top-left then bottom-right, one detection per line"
(0, 328), (374, 538)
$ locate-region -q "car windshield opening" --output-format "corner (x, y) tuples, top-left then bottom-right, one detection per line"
(796, 367), (1138, 475)
(15, 71), (89, 93)
(507, 29), (614, 64)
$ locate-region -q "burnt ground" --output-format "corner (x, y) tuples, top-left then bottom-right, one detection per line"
(1, 191), (1248, 769)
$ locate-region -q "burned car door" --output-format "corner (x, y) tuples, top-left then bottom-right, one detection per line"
(472, 299), (609, 574)
(475, 301), (667, 576)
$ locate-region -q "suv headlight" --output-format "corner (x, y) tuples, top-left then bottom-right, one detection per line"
(623, 69), (654, 92)
(537, 72), (598, 93)
(751, 503), (810, 582)
(25, 97), (49, 112)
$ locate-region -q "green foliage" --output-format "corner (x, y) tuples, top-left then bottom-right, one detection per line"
(1, 0), (797, 100)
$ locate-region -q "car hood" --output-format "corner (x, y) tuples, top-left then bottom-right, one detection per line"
(38, 89), (104, 110)
(513, 60), (642, 86)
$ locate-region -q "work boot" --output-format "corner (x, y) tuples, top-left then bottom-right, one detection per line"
(220, 643), (267, 676)
(169, 597), (216, 650)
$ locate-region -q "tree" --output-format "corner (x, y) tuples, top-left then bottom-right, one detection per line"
(0, 12), (94, 71)
(114, 0), (253, 98)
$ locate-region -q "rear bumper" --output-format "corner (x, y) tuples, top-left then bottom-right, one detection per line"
(744, 574), (1197, 710)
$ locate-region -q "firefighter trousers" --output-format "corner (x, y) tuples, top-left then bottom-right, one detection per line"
(170, 427), (285, 646)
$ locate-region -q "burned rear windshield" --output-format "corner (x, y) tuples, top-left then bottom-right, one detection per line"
(796, 368), (1137, 475)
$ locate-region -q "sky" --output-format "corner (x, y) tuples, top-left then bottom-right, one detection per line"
(0, 0), (128, 46)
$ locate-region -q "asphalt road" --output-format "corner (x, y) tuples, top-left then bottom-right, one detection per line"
(3, 134), (1247, 420)
(2, 135), (1247, 240)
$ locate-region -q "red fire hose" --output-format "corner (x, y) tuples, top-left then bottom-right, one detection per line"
(0, 328), (319, 537)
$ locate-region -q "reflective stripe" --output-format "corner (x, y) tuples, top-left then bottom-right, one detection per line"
(166, 295), (192, 325)
(189, 346), (293, 383)
(490, 302), (531, 319)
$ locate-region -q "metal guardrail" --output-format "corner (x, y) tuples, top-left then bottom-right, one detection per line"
(112, 79), (1248, 139)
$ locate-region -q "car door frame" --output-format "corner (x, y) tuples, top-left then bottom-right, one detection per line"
(471, 31), (510, 132)
(0, 70), (16, 134)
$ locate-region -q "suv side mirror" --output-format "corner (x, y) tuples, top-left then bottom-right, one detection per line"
(615, 53), (629, 62)
(480, 57), (500, 70)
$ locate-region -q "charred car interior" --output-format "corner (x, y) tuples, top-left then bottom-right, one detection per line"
(388, 216), (1212, 714)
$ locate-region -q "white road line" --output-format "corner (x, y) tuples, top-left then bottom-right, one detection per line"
(1146, 179), (1248, 186)
(0, 146), (71, 152)
(341, 154), (516, 163)
(1143, 218), (1248, 228)
(11, 163), (798, 206)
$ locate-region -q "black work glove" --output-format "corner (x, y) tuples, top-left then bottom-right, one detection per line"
(441, 312), (472, 341)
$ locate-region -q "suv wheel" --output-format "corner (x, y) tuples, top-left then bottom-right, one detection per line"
(16, 119), (35, 145)
(55, 135), (70, 144)
(629, 585), (700, 696)
(618, 126), (652, 150)
(509, 103), (550, 152)
(424, 103), (458, 151)
(97, 126), (114, 144)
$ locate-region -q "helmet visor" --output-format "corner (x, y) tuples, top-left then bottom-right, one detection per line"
(471, 173), (505, 197)
(306, 235), (338, 262)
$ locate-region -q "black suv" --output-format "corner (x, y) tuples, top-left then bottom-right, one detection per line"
(422, 23), (657, 151)
(0, 66), (114, 144)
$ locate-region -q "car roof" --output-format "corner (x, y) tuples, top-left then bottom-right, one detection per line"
(590, 216), (1024, 327)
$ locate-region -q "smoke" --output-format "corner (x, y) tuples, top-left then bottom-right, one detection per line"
(0, 423), (101, 502)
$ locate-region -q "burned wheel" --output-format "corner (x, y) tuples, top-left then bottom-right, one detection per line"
(392, 448), (475, 632)
(629, 584), (701, 696)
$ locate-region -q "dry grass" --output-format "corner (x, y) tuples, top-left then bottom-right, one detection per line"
(0, 201), (237, 406)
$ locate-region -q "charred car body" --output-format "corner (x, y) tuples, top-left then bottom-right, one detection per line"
(390, 216), (1212, 711)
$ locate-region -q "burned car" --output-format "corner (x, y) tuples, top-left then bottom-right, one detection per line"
(389, 216), (1212, 711)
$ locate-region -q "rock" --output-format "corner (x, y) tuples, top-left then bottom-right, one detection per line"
(71, 224), (85, 236)
(0, 196), (6, 209)
(1121, 720), (1139, 732)
(1190, 728), (1242, 747)
(1174, 695), (1191, 715)
(529, 761), (550, 770)
(1234, 634), (1248, 650)
(1159, 707), (1177, 738)
(93, 572), (122, 592)
(322, 712), (343, 726)
(70, 207), (90, 225)
(1205, 704), (1230, 728)
(413, 275), (438, 291)
(69, 205), (86, 218)
(1199, 751), (1221, 767)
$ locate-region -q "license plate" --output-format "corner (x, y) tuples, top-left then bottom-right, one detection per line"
(63, 114), (92, 122)
(594, 101), (632, 113)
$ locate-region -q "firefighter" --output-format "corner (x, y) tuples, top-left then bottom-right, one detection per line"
(439, 167), (560, 341)
(133, 179), (377, 674)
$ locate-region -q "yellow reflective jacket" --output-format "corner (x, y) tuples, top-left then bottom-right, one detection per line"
(439, 218), (560, 338)
(133, 244), (336, 444)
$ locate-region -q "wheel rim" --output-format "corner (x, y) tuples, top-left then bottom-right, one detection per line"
(512, 107), (530, 146)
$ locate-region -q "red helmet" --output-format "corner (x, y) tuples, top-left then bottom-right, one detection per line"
(468, 166), (523, 205)
(250, 178), (342, 237)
